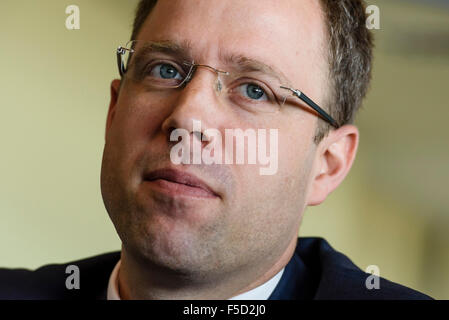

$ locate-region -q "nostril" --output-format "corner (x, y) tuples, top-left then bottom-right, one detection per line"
(167, 126), (182, 142)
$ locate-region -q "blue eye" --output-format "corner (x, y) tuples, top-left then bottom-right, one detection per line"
(151, 63), (183, 80)
(238, 83), (268, 101)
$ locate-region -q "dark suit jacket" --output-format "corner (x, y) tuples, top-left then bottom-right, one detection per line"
(0, 237), (433, 300)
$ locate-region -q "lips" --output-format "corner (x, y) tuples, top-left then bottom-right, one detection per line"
(144, 168), (219, 198)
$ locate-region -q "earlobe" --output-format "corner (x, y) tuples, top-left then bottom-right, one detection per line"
(306, 125), (359, 207)
(105, 79), (121, 139)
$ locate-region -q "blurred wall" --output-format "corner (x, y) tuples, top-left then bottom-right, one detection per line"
(0, 0), (448, 299)
(0, 0), (137, 268)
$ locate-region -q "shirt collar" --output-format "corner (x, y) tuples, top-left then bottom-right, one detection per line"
(107, 259), (121, 300)
(107, 259), (284, 300)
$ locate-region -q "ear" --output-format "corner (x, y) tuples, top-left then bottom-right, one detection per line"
(105, 79), (121, 139)
(306, 124), (359, 206)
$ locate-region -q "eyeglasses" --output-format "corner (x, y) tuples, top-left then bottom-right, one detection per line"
(116, 40), (339, 128)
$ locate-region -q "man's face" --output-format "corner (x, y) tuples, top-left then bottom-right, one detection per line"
(101, 0), (328, 278)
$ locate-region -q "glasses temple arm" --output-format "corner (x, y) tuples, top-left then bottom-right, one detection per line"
(117, 47), (125, 77)
(280, 86), (340, 128)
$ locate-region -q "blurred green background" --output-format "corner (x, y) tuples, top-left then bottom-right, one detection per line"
(0, 0), (448, 299)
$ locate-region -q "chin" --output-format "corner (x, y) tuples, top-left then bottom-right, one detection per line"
(126, 223), (215, 272)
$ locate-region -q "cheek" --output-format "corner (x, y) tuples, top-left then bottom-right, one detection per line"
(107, 108), (144, 172)
(108, 91), (170, 158)
(103, 96), (157, 184)
(228, 127), (312, 214)
(113, 91), (162, 139)
(268, 124), (315, 209)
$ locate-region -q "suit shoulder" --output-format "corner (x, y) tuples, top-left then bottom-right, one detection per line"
(0, 251), (120, 299)
(0, 267), (35, 299)
(296, 237), (433, 300)
(319, 262), (434, 300)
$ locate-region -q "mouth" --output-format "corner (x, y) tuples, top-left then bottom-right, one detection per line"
(143, 168), (219, 199)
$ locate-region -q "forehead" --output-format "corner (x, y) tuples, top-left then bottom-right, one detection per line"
(136, 0), (328, 100)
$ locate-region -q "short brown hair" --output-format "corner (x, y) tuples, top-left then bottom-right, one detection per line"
(130, 0), (374, 143)
(317, 0), (373, 143)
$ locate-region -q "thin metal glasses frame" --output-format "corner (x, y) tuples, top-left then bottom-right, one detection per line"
(116, 45), (340, 128)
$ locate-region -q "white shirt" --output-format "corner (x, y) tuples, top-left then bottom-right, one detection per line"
(107, 260), (284, 300)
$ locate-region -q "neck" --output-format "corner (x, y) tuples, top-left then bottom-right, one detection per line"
(117, 237), (297, 300)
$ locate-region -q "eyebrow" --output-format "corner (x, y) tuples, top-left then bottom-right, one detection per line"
(219, 53), (292, 86)
(131, 40), (291, 85)
(130, 40), (194, 69)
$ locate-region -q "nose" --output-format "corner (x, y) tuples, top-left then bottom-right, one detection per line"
(161, 67), (223, 146)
